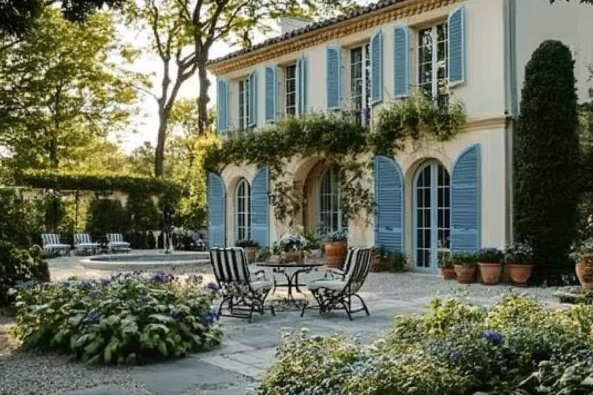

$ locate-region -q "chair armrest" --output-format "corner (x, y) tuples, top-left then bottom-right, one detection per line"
(250, 269), (266, 280)
(325, 268), (345, 279)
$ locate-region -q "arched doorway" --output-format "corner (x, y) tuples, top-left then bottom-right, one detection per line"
(234, 178), (251, 242)
(414, 161), (450, 272)
(318, 166), (347, 235)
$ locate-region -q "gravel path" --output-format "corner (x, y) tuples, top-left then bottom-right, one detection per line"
(0, 252), (567, 395)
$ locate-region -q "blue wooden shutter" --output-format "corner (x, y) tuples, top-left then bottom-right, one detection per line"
(297, 54), (307, 115)
(393, 25), (410, 98)
(450, 144), (481, 253)
(370, 30), (383, 104)
(374, 156), (404, 252)
(216, 79), (228, 135)
(448, 5), (466, 86)
(326, 46), (341, 110)
(264, 66), (277, 122)
(248, 70), (257, 126)
(251, 167), (270, 247)
(208, 172), (226, 247)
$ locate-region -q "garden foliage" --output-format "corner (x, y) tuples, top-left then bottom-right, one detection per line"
(256, 294), (593, 395)
(514, 40), (581, 285)
(0, 242), (49, 306)
(12, 272), (223, 364)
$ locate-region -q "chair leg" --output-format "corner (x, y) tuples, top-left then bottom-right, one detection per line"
(351, 293), (370, 316)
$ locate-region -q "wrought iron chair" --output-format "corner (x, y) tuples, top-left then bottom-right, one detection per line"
(41, 233), (71, 256)
(302, 247), (372, 321)
(74, 233), (99, 255)
(209, 247), (275, 323)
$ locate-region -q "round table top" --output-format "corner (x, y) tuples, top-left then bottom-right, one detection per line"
(255, 257), (325, 268)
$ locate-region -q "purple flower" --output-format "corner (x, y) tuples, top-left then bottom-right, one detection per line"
(82, 310), (101, 325)
(482, 330), (503, 344)
(451, 350), (462, 361)
(202, 308), (219, 326)
(152, 272), (166, 283)
(206, 281), (220, 292)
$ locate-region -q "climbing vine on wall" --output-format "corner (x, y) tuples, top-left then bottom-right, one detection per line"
(204, 94), (466, 224)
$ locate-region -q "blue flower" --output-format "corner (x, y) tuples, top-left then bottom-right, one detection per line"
(206, 281), (220, 292)
(139, 293), (149, 306)
(152, 272), (166, 283)
(170, 307), (181, 320)
(482, 330), (503, 344)
(82, 310), (101, 325)
(202, 308), (219, 326)
(451, 350), (462, 361)
(89, 290), (101, 297)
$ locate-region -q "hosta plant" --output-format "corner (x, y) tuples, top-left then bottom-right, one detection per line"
(12, 271), (223, 365)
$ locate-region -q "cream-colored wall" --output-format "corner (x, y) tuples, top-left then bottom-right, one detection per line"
(515, 0), (593, 103)
(221, 0), (508, 126)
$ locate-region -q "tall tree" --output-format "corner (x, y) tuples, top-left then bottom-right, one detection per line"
(514, 40), (580, 285)
(0, 8), (148, 169)
(0, 0), (129, 37)
(125, 0), (361, 177)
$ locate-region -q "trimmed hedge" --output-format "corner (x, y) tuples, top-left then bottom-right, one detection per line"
(514, 40), (581, 285)
(12, 169), (181, 196)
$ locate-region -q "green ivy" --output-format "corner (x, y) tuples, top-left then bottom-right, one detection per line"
(204, 97), (466, 223)
(11, 169), (181, 196)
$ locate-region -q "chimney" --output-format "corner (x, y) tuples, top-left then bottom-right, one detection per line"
(279, 16), (314, 35)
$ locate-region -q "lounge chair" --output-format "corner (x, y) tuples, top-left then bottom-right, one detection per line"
(302, 247), (372, 320)
(106, 233), (131, 253)
(41, 233), (71, 256)
(209, 247), (275, 323)
(74, 233), (99, 255)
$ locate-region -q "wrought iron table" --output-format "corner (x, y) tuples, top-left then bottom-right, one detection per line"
(256, 258), (324, 307)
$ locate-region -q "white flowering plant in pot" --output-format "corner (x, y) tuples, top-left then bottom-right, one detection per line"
(278, 233), (308, 252)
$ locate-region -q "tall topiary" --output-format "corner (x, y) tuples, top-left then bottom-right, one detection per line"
(514, 40), (581, 285)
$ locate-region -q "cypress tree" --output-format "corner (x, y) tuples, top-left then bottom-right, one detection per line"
(514, 40), (581, 285)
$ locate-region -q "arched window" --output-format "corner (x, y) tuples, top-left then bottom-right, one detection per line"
(235, 178), (251, 241)
(414, 161), (451, 271)
(318, 166), (347, 234)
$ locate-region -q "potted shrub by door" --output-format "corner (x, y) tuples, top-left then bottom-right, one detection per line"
(236, 239), (259, 263)
(325, 230), (348, 269)
(504, 242), (534, 286)
(452, 252), (478, 284)
(476, 247), (504, 285)
(370, 245), (387, 272)
(573, 238), (593, 289)
(438, 251), (456, 280)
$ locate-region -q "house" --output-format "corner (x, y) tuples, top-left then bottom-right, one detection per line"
(205, 0), (593, 273)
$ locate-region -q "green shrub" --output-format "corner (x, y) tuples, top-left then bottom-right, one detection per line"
(86, 198), (128, 236)
(256, 294), (593, 395)
(0, 242), (49, 306)
(125, 192), (160, 232)
(12, 272), (223, 364)
(514, 40), (581, 285)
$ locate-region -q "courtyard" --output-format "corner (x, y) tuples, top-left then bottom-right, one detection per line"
(0, 251), (569, 395)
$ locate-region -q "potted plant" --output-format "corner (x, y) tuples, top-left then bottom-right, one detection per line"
(278, 233), (308, 263)
(573, 238), (593, 289)
(325, 230), (348, 269)
(451, 251), (478, 284)
(504, 242), (534, 286)
(476, 247), (504, 285)
(235, 239), (259, 263)
(438, 251), (455, 280)
(384, 250), (408, 272)
(303, 231), (322, 258)
(370, 245), (387, 272)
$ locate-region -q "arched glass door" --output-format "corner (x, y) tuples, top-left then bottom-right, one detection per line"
(318, 166), (347, 235)
(235, 178), (251, 241)
(414, 161), (450, 271)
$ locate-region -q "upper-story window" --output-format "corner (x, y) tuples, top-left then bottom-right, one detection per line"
(418, 22), (448, 98)
(238, 78), (250, 131)
(285, 64), (297, 116)
(418, 22), (449, 97)
(349, 44), (371, 124)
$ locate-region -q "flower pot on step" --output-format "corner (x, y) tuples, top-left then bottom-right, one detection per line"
(576, 255), (593, 290)
(325, 241), (347, 269)
(508, 264), (534, 286)
(478, 262), (503, 285)
(454, 265), (477, 284)
(245, 247), (257, 263)
(371, 255), (384, 272)
(441, 267), (456, 280)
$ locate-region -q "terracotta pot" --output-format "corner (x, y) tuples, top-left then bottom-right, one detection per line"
(281, 251), (302, 263)
(478, 262), (503, 285)
(440, 267), (456, 280)
(325, 241), (347, 269)
(454, 265), (477, 284)
(576, 255), (593, 289)
(244, 247), (257, 263)
(370, 255), (384, 272)
(508, 264), (534, 286)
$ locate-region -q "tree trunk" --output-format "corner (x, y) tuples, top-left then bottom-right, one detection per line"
(197, 63), (210, 135)
(154, 110), (168, 177)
